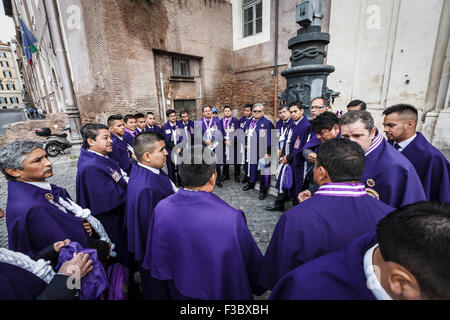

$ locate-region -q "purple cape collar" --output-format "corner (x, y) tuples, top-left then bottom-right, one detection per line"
(365, 134), (384, 157)
(315, 182), (367, 197)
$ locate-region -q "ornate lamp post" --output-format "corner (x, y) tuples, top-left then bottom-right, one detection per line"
(280, 0), (339, 119)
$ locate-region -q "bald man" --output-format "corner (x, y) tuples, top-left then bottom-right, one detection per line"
(383, 104), (449, 202)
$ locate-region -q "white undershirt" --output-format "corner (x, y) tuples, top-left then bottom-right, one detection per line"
(87, 149), (109, 158)
(24, 181), (52, 191)
(138, 163), (178, 193)
(363, 243), (393, 300)
(394, 133), (417, 152)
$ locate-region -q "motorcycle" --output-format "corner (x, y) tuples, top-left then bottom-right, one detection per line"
(35, 126), (72, 157)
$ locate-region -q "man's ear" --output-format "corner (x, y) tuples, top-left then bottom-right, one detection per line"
(370, 127), (377, 140)
(210, 170), (217, 186)
(87, 137), (95, 149)
(387, 263), (422, 300)
(5, 168), (21, 179)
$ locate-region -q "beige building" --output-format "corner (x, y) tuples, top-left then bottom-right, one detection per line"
(0, 40), (25, 110)
(3, 0), (449, 149)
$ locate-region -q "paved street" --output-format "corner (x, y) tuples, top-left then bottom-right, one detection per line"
(0, 152), (289, 255)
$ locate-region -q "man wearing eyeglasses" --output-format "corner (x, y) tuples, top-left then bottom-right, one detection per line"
(310, 97), (331, 119)
(242, 103), (274, 200)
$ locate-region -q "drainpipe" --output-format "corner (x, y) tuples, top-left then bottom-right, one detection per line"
(273, 0), (279, 122)
(44, 0), (82, 144)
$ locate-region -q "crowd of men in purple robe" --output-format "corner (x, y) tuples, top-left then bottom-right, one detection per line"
(0, 97), (449, 300)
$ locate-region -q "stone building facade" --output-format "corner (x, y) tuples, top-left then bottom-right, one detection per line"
(3, 0), (449, 149)
(0, 40), (25, 110)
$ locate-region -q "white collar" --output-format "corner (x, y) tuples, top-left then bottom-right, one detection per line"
(87, 149), (109, 158)
(396, 133), (417, 151)
(137, 162), (160, 175)
(24, 181), (52, 191)
(112, 133), (123, 141)
(363, 243), (393, 300)
(294, 117), (303, 126)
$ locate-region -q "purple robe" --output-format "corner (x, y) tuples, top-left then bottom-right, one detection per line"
(0, 261), (47, 300)
(245, 117), (275, 186)
(109, 133), (132, 174)
(162, 122), (183, 182)
(143, 189), (265, 300)
(397, 133), (450, 202)
(219, 117), (240, 165)
(123, 129), (137, 147)
(126, 164), (175, 262)
(274, 119), (295, 191)
(363, 134), (426, 208)
(270, 233), (377, 300)
(258, 183), (394, 290)
(177, 120), (195, 146)
(76, 148), (128, 250)
(6, 181), (88, 257)
(145, 124), (162, 134)
(285, 117), (311, 197)
(239, 116), (253, 174)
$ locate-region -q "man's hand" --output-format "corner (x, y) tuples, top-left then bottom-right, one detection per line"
(307, 152), (317, 164)
(298, 190), (312, 203)
(53, 239), (71, 253)
(58, 252), (93, 279)
(264, 154), (271, 160)
(83, 221), (93, 237)
(131, 154), (137, 161)
(279, 156), (288, 164)
(175, 148), (181, 154)
(225, 140), (231, 147)
(205, 140), (212, 146)
(277, 149), (282, 158)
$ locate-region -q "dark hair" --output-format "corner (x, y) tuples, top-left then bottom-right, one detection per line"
(107, 114), (123, 127)
(383, 104), (418, 123)
(123, 114), (136, 124)
(133, 132), (165, 162)
(340, 110), (375, 132)
(202, 105), (211, 112)
(81, 124), (109, 150)
(289, 101), (304, 110)
(277, 105), (289, 112)
(316, 138), (365, 182)
(135, 113), (146, 120)
(180, 110), (188, 117)
(377, 201), (450, 299)
(311, 112), (339, 134)
(244, 104), (253, 111)
(347, 100), (367, 111)
(311, 97), (330, 107)
(223, 105), (232, 111)
(179, 146), (217, 188)
(166, 109), (176, 117)
(146, 112), (155, 117)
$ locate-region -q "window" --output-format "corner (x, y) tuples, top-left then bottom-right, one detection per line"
(243, 0), (262, 38)
(0, 53), (6, 58)
(10, 97), (19, 104)
(172, 56), (190, 77)
(7, 84), (15, 90)
(0, 97), (7, 104)
(3, 71), (12, 78)
(0, 61), (9, 67)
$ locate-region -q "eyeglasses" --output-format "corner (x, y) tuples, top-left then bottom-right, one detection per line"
(253, 110), (262, 113)
(311, 106), (327, 111)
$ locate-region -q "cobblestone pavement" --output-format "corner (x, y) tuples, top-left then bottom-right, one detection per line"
(0, 153), (290, 256)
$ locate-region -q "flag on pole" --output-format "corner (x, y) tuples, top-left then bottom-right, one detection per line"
(19, 18), (38, 66)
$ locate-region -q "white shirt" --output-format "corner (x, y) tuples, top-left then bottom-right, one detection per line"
(363, 243), (393, 300)
(137, 163), (178, 193)
(24, 181), (52, 191)
(394, 134), (417, 152)
(87, 149), (109, 158)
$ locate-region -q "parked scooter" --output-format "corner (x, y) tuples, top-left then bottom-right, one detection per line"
(35, 126), (72, 157)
